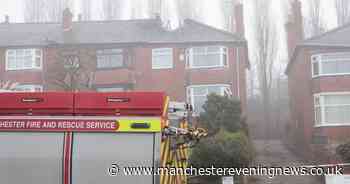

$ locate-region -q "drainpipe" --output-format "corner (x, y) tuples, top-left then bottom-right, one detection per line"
(236, 47), (240, 99)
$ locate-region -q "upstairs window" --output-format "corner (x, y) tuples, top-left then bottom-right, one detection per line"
(6, 49), (42, 71)
(97, 49), (124, 69)
(312, 53), (350, 77)
(187, 84), (231, 114)
(187, 46), (228, 69)
(152, 48), (173, 69)
(314, 93), (350, 126)
(14, 84), (43, 92)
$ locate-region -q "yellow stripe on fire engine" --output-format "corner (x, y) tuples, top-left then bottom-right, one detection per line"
(116, 119), (161, 132)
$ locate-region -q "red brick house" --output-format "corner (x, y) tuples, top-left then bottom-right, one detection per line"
(286, 0), (350, 162)
(0, 6), (249, 115)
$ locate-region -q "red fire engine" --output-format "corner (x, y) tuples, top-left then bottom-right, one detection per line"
(0, 92), (206, 184)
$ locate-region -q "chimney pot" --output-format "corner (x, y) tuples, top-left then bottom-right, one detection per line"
(78, 14), (82, 21)
(4, 15), (9, 23)
(62, 8), (73, 31)
(154, 13), (161, 20)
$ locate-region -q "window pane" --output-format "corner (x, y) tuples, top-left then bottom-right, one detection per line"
(0, 132), (63, 184)
(72, 133), (154, 184)
(7, 50), (15, 55)
(190, 46), (226, 68)
(152, 48), (173, 69)
(312, 62), (319, 76)
(110, 55), (124, 67)
(189, 85), (228, 113)
(97, 49), (124, 68)
(314, 96), (320, 106)
(192, 47), (206, 53)
(35, 57), (41, 67)
(97, 87), (124, 92)
(7, 56), (16, 69)
(15, 84), (43, 92)
(319, 53), (350, 75)
(324, 106), (341, 123)
(324, 106), (350, 124)
(337, 60), (350, 73)
(193, 95), (207, 113)
(322, 53), (350, 60)
(323, 94), (350, 124)
(207, 46), (221, 53)
(207, 86), (221, 94)
(322, 61), (338, 74)
(23, 55), (33, 68)
(192, 87), (207, 96)
(192, 54), (221, 67)
(35, 49), (42, 56)
(16, 49), (24, 56)
(343, 106), (350, 123)
(324, 95), (350, 105)
(315, 106), (321, 125)
(6, 49), (41, 70)
(15, 57), (23, 68)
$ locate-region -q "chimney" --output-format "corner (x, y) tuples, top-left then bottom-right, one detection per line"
(78, 14), (82, 21)
(285, 0), (304, 58)
(62, 8), (73, 31)
(234, 3), (245, 37)
(4, 15), (9, 23)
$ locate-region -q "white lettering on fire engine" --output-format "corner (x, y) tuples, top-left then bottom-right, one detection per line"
(0, 121), (25, 128)
(57, 121), (85, 129)
(86, 121), (116, 129)
(0, 120), (116, 130)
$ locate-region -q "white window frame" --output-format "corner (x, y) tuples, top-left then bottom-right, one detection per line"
(14, 84), (43, 92)
(186, 84), (231, 115)
(311, 52), (350, 78)
(96, 49), (124, 69)
(6, 49), (43, 71)
(186, 46), (228, 69)
(152, 48), (173, 69)
(314, 92), (350, 127)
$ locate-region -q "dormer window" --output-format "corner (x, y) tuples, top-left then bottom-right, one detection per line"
(187, 46), (228, 69)
(312, 53), (350, 77)
(6, 49), (42, 71)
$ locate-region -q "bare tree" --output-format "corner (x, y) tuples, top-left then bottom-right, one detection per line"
(24, 0), (72, 22)
(24, 0), (47, 22)
(251, 0), (278, 140)
(81, 0), (93, 20)
(48, 0), (73, 22)
(335, 0), (350, 26)
(46, 49), (95, 91)
(304, 0), (326, 37)
(102, 0), (122, 20)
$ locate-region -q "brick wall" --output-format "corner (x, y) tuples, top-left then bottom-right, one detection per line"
(0, 45), (248, 112)
(287, 47), (350, 161)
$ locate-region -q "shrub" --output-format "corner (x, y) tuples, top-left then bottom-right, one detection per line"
(199, 94), (242, 135)
(336, 142), (350, 162)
